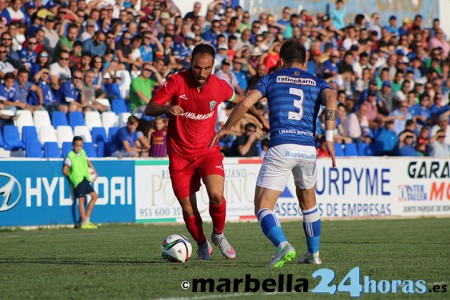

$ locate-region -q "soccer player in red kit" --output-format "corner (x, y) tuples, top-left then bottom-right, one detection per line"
(145, 44), (268, 260)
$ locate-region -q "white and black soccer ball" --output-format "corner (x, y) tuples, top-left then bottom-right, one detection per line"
(161, 234), (192, 263)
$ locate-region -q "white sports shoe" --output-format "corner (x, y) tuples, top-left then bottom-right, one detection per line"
(211, 233), (236, 259)
(299, 251), (322, 264)
(268, 243), (296, 269)
(197, 240), (213, 260)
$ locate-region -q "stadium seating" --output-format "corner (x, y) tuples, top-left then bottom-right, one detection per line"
(38, 126), (58, 144)
(101, 112), (118, 135)
(91, 127), (107, 143)
(118, 112), (131, 127)
(343, 143), (358, 156)
(33, 110), (52, 130)
(52, 111), (69, 127)
(0, 128), (5, 148)
(25, 141), (43, 158)
(96, 98), (111, 111)
(22, 126), (39, 144)
(3, 125), (24, 150)
(112, 99), (128, 115)
(108, 127), (119, 142)
(84, 142), (97, 157)
(115, 70), (132, 99)
(61, 141), (73, 157)
(74, 126), (93, 142)
(14, 110), (34, 134)
(85, 111), (103, 130)
(56, 126), (74, 148)
(43, 142), (61, 158)
(68, 112), (85, 128)
(334, 142), (345, 157)
(358, 142), (373, 156)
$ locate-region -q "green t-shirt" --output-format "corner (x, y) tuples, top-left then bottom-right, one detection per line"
(129, 76), (156, 111)
(53, 37), (74, 61)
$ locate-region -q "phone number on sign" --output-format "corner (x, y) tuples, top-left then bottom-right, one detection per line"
(139, 207), (182, 218)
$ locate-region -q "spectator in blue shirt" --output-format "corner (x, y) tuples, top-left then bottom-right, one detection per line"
(397, 130), (419, 156)
(331, 0), (347, 30)
(232, 56), (254, 92)
(60, 69), (85, 112)
(409, 93), (432, 127)
(385, 15), (398, 36)
(83, 31), (107, 57)
(112, 115), (149, 158)
(139, 33), (163, 64)
(18, 36), (38, 70)
(373, 120), (399, 155)
(0, 73), (20, 114)
(32, 68), (65, 114)
(14, 68), (43, 109)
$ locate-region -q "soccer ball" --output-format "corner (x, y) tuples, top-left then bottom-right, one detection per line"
(161, 234), (192, 263)
(88, 167), (97, 182)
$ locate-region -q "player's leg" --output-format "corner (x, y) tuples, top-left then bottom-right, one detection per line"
(85, 191), (98, 229)
(293, 160), (322, 265)
(170, 157), (211, 259)
(78, 196), (87, 224)
(200, 152), (236, 259)
(255, 145), (297, 268)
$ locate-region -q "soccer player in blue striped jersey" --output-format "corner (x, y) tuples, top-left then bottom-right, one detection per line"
(211, 38), (337, 268)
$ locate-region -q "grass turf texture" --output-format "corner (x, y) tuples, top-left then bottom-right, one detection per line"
(0, 218), (449, 299)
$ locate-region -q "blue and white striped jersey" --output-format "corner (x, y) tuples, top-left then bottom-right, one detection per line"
(254, 67), (331, 148)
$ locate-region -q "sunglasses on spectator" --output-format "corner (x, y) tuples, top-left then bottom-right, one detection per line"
(94, 59), (102, 63)
(2, 38), (11, 41)
(73, 76), (83, 80)
(194, 39), (202, 42)
(60, 57), (69, 60)
(29, 42), (37, 45)
(143, 68), (152, 72)
(0, 50), (7, 53)
(43, 72), (49, 75)
(124, 36), (131, 40)
(40, 54), (48, 57)
(246, 129), (256, 132)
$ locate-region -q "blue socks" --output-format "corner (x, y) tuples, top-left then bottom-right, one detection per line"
(302, 206), (321, 254)
(257, 208), (287, 248)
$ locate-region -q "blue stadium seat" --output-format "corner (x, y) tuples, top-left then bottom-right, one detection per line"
(343, 142), (358, 156)
(0, 128), (4, 148)
(108, 126), (119, 142)
(112, 99), (128, 114)
(52, 111), (69, 127)
(104, 142), (117, 156)
(43, 142), (61, 158)
(62, 141), (73, 157)
(97, 142), (105, 157)
(84, 142), (97, 157)
(22, 126), (39, 144)
(3, 125), (25, 150)
(68, 112), (85, 128)
(26, 141), (43, 158)
(91, 127), (107, 143)
(334, 142), (345, 157)
(358, 142), (373, 156)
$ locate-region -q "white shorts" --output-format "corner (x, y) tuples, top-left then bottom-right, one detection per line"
(257, 144), (318, 191)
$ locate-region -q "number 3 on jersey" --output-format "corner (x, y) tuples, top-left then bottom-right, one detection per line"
(288, 88), (304, 121)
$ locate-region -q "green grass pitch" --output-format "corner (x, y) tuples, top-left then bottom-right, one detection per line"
(0, 218), (449, 299)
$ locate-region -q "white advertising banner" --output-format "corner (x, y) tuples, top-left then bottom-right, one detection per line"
(135, 158), (450, 223)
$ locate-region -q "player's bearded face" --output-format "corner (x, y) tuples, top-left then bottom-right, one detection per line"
(190, 53), (214, 87)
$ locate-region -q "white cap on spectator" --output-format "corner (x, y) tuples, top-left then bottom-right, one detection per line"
(185, 32), (195, 40)
(252, 47), (262, 56)
(218, 44), (228, 50)
(160, 12), (170, 19)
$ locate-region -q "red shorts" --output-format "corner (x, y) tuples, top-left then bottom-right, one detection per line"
(169, 150), (225, 200)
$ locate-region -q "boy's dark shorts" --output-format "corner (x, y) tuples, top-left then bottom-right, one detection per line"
(74, 178), (94, 197)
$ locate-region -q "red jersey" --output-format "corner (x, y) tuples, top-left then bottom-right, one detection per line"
(151, 70), (234, 158)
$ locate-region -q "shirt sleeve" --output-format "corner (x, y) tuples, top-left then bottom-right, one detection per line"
(151, 76), (177, 106)
(64, 156), (72, 167)
(253, 75), (269, 98)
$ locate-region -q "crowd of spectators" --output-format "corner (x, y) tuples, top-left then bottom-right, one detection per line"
(0, 0), (448, 158)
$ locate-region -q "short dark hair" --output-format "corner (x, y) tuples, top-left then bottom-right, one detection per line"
(127, 115), (139, 124)
(244, 122), (257, 131)
(191, 43), (215, 60)
(72, 136), (84, 144)
(280, 38), (306, 65)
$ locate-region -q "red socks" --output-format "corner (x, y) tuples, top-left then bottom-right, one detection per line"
(183, 211), (206, 245)
(209, 198), (226, 235)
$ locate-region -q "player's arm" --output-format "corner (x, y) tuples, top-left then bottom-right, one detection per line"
(320, 88), (338, 167)
(145, 78), (184, 116)
(210, 89), (263, 147)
